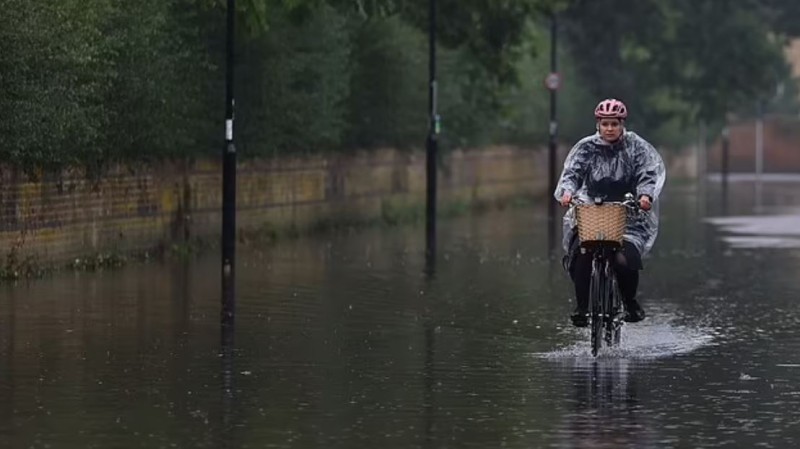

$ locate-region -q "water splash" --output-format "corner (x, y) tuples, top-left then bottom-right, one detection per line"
(533, 314), (716, 360)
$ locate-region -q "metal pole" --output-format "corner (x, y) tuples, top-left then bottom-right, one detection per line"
(755, 101), (764, 211)
(425, 0), (439, 270)
(697, 123), (707, 215)
(547, 14), (558, 254)
(222, 0), (237, 322)
(721, 125), (729, 213)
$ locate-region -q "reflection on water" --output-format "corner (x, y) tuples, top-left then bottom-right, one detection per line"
(553, 358), (658, 449)
(706, 215), (800, 248)
(2, 182), (800, 448)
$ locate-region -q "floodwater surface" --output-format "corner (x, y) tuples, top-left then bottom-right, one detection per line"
(1, 179), (800, 448)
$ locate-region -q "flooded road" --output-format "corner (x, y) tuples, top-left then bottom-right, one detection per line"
(2, 180), (800, 448)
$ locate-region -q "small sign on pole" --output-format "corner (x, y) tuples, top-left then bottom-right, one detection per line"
(544, 72), (561, 91)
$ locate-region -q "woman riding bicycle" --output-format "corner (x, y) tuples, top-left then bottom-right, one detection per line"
(554, 98), (666, 327)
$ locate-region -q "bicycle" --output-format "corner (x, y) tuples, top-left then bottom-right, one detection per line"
(571, 193), (641, 357)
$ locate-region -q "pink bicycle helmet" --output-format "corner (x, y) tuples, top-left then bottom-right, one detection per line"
(594, 98), (628, 119)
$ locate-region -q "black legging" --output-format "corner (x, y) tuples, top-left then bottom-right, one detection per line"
(569, 241), (641, 310)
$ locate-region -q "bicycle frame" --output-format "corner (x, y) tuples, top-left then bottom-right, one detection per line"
(570, 194), (640, 356)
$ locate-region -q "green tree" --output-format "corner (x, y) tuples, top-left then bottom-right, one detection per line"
(561, 0), (792, 145)
(344, 15), (427, 149)
(492, 23), (596, 146)
(102, 0), (220, 166)
(0, 0), (113, 173)
(236, 4), (351, 155)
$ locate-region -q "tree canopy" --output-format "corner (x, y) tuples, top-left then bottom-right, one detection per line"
(562, 0), (792, 133)
(0, 0), (797, 173)
(200, 0), (800, 144)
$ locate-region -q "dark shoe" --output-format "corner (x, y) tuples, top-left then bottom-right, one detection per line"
(624, 299), (646, 323)
(570, 307), (589, 327)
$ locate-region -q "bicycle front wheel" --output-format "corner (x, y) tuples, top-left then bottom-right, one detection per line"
(590, 258), (604, 357)
(604, 264), (620, 347)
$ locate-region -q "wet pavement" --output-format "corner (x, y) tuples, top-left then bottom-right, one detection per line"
(2, 179), (800, 448)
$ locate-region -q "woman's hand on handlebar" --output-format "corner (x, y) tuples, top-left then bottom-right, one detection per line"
(639, 195), (652, 211)
(560, 192), (572, 207)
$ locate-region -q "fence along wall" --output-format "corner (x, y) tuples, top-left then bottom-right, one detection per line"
(0, 147), (545, 265)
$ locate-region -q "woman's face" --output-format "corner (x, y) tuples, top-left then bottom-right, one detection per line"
(598, 118), (623, 142)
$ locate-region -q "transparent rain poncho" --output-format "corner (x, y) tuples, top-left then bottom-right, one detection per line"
(553, 130), (666, 258)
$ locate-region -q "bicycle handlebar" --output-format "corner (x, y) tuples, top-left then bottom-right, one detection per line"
(568, 194), (643, 211)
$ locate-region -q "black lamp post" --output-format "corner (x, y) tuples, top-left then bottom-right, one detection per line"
(425, 0), (439, 272)
(222, 0), (237, 324)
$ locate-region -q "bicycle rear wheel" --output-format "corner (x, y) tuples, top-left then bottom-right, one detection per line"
(610, 274), (623, 346)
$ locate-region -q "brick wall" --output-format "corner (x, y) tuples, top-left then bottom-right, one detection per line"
(707, 116), (800, 173)
(0, 147), (545, 264)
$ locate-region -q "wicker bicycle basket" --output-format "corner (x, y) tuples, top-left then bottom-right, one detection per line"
(575, 203), (627, 244)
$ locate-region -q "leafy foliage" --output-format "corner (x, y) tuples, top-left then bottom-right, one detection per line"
(561, 0), (794, 144)
(0, 0), (113, 173)
(0, 0), (797, 173)
(237, 4), (352, 155)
